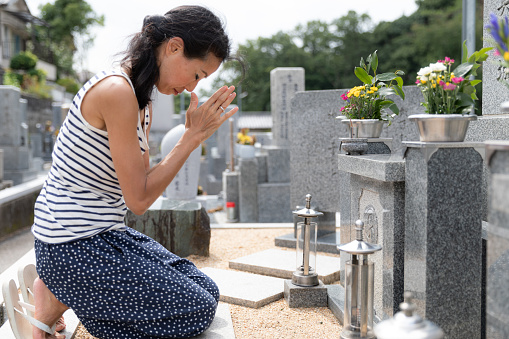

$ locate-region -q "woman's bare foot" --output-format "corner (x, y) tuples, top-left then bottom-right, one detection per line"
(32, 278), (69, 339)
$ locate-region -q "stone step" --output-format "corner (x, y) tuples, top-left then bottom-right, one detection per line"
(228, 248), (340, 284)
(201, 267), (285, 309)
(196, 303), (235, 338)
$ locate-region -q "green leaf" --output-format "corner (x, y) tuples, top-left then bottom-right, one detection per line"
(376, 72), (398, 82)
(456, 91), (474, 107)
(395, 77), (403, 87)
(470, 79), (482, 87)
(378, 87), (396, 96)
(452, 63), (473, 78)
(354, 67), (372, 84)
(371, 50), (378, 73)
(462, 40), (468, 63)
(360, 57), (366, 68)
(395, 70), (405, 76)
(393, 85), (405, 100)
(387, 103), (399, 115)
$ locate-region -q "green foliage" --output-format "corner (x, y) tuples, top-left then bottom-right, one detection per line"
(37, 0), (104, 77)
(3, 71), (22, 87)
(57, 77), (81, 94)
(209, 0), (483, 113)
(340, 50), (405, 123)
(10, 51), (38, 71)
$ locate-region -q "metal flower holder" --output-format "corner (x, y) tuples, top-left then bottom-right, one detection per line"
(337, 219), (381, 339)
(292, 194), (323, 287)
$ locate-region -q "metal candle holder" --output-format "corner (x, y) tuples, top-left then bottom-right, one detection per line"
(337, 219), (382, 339)
(374, 291), (444, 339)
(292, 194), (323, 287)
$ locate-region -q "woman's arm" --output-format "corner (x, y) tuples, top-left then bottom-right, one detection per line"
(83, 77), (237, 215)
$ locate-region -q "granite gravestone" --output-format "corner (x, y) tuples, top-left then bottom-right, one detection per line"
(483, 0), (509, 116)
(150, 90), (176, 151)
(337, 154), (406, 322)
(485, 141), (509, 339)
(404, 142), (484, 339)
(0, 86), (38, 184)
(161, 124), (201, 200)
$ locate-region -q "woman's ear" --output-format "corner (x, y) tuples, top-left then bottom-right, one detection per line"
(166, 37), (184, 55)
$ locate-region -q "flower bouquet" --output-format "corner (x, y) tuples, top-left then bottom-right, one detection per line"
(415, 42), (490, 115)
(410, 42), (491, 141)
(337, 50), (405, 138)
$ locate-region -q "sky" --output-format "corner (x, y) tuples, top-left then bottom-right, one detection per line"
(26, 0), (419, 92)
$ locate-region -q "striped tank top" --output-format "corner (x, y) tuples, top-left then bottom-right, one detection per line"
(32, 70), (150, 244)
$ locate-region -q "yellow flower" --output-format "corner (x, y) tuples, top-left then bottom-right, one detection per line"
(504, 51), (509, 61)
(354, 91), (360, 97)
(421, 80), (427, 84)
(370, 86), (378, 92)
(367, 90), (373, 94)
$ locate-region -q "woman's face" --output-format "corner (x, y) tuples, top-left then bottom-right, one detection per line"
(156, 38), (222, 95)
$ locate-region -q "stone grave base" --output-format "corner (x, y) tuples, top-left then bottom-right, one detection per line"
(284, 279), (328, 308)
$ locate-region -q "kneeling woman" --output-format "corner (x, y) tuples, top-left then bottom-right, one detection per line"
(31, 6), (238, 339)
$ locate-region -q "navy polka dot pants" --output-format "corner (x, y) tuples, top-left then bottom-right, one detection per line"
(34, 228), (219, 338)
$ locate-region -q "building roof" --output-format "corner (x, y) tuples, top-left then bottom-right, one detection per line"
(237, 112), (272, 130)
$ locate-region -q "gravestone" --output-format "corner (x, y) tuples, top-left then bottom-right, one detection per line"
(125, 197), (210, 257)
(337, 153), (406, 322)
(0, 86), (37, 184)
(161, 124), (201, 200)
(404, 142), (484, 339)
(238, 158), (258, 222)
(270, 67), (304, 148)
(483, 0), (509, 115)
(485, 141), (509, 339)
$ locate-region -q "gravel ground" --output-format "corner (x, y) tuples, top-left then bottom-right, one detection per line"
(74, 228), (342, 338)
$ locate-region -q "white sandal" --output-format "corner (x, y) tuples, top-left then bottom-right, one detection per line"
(2, 279), (56, 339)
(18, 264), (38, 318)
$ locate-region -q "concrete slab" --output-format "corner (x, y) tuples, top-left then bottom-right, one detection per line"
(201, 267), (284, 309)
(228, 248), (340, 284)
(327, 284), (345, 325)
(196, 303), (235, 339)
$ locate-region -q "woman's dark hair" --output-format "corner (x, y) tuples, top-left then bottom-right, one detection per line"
(121, 6), (232, 109)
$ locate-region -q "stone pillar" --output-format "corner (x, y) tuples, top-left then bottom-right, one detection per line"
(222, 170), (239, 222)
(239, 158), (258, 223)
(485, 141), (509, 339)
(404, 141), (484, 339)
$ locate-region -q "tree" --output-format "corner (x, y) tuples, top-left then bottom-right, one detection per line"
(36, 0), (104, 77)
(211, 0), (484, 112)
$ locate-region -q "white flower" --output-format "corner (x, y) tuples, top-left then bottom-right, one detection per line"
(429, 62), (447, 72)
(417, 66), (432, 77)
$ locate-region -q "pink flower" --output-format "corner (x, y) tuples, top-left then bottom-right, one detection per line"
(415, 80), (421, 84)
(443, 83), (457, 91)
(340, 106), (345, 112)
(495, 50), (501, 56)
(341, 93), (348, 101)
(444, 56), (455, 64)
(451, 77), (464, 84)
(439, 80), (445, 86)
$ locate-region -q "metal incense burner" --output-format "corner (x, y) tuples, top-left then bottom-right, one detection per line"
(292, 194), (323, 287)
(337, 219), (382, 339)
